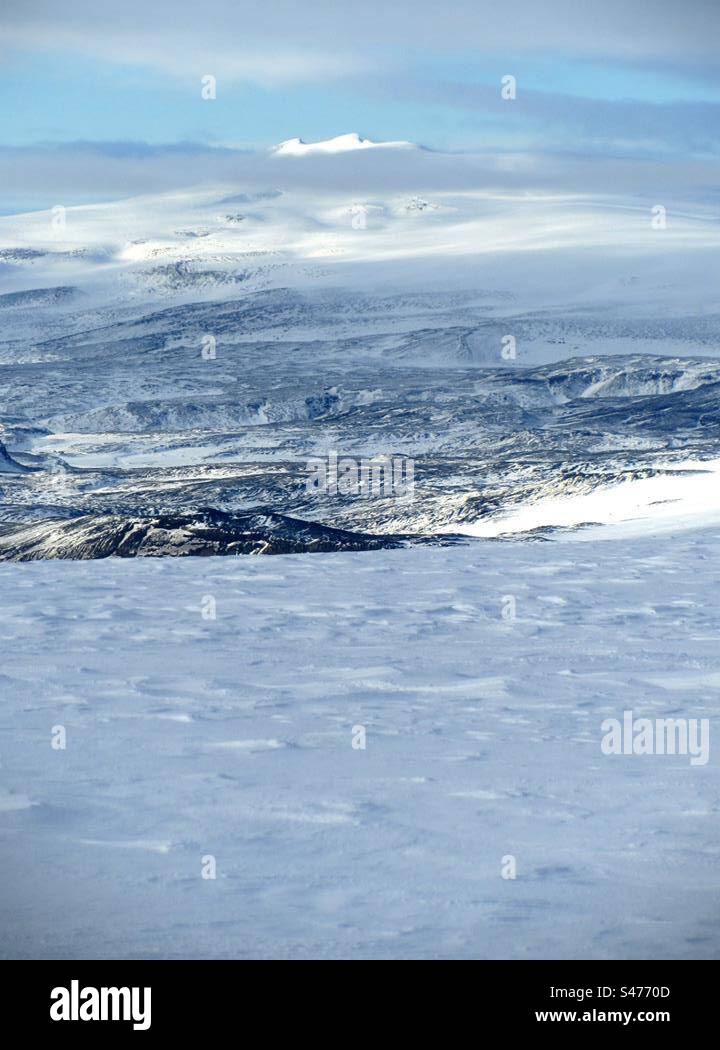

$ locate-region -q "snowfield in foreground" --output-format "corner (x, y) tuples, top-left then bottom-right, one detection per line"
(1, 527), (718, 959)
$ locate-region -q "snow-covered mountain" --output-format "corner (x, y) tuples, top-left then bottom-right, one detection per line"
(2, 153), (720, 555)
(271, 132), (418, 155)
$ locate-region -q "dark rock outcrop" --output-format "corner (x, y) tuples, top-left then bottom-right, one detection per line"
(0, 507), (405, 561)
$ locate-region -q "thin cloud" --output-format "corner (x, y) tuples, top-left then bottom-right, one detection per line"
(1, 140), (719, 211)
(3, 0), (720, 71)
(1, 21), (372, 86)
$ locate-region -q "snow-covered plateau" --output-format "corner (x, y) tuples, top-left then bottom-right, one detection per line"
(1, 140), (719, 958)
(1, 535), (719, 959)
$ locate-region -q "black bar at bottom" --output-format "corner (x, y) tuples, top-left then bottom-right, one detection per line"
(2, 959), (716, 1039)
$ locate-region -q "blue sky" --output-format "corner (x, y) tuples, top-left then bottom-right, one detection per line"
(2, 1), (720, 152)
(1, 0), (719, 208)
(3, 48), (720, 157)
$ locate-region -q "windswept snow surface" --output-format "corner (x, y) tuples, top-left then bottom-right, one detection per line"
(1, 531), (719, 959)
(444, 457), (720, 538)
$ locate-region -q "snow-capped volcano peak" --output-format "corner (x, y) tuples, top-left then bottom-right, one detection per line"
(271, 132), (417, 156)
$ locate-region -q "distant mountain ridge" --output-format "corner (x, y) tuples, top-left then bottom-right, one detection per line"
(271, 132), (419, 156)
